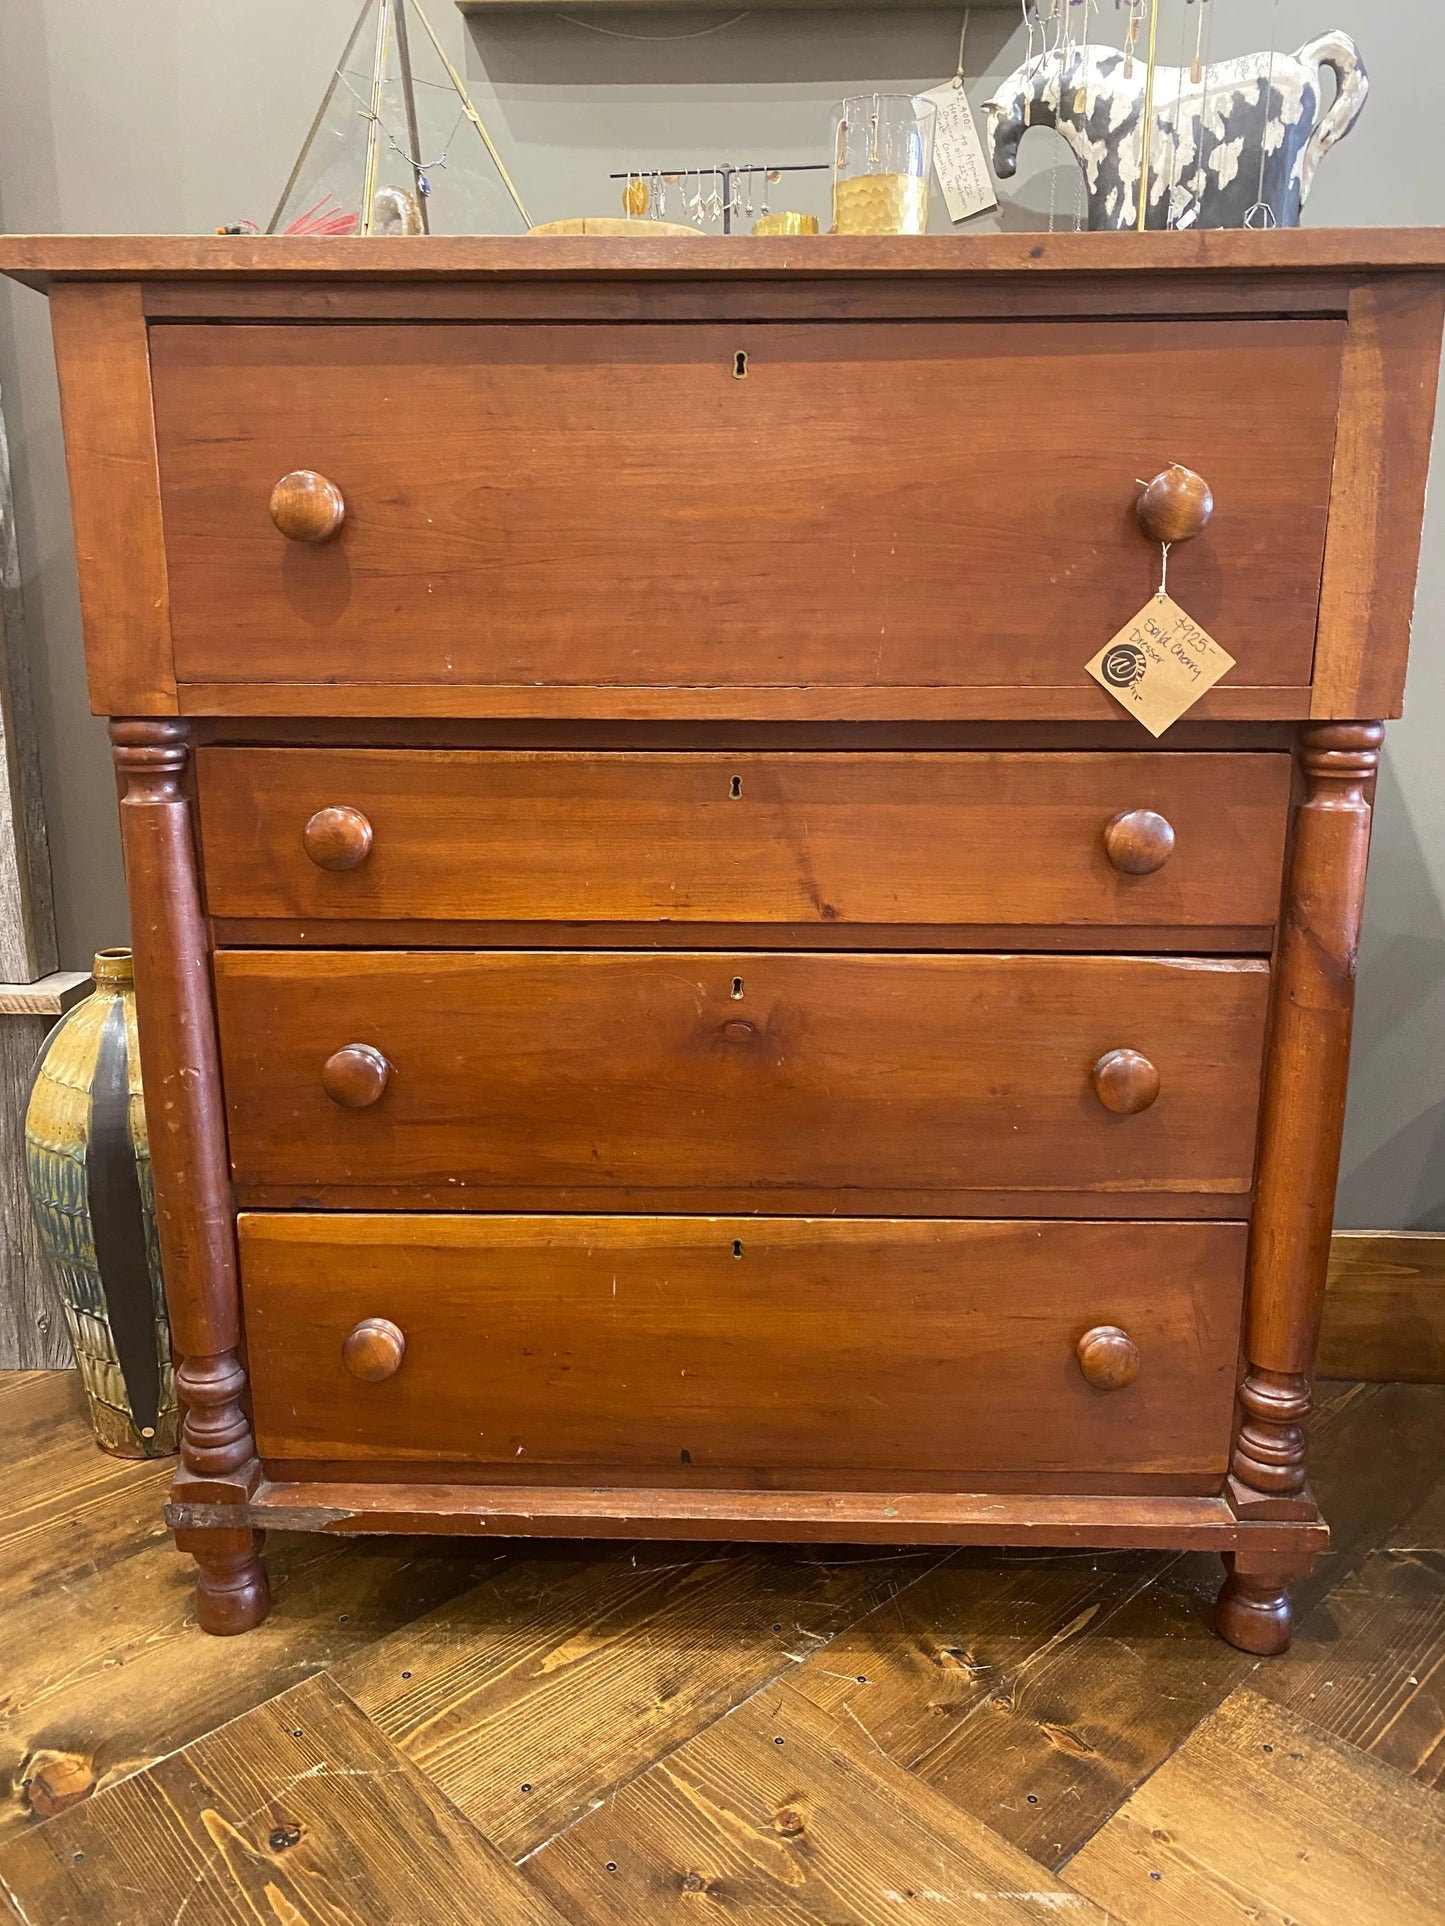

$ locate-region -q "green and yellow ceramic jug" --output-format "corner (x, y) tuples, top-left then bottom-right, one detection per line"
(25, 949), (178, 1458)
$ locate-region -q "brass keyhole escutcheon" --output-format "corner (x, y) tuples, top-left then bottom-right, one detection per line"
(733, 350), (749, 379)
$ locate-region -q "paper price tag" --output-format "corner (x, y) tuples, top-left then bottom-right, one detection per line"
(917, 82), (999, 223)
(1086, 594), (1236, 737)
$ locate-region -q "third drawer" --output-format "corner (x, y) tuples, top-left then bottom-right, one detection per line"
(215, 950), (1271, 1211)
(196, 749), (1292, 934)
(239, 1213), (1247, 1488)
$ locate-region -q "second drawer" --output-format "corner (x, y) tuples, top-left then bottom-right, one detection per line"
(214, 951), (1270, 1209)
(195, 749), (1292, 934)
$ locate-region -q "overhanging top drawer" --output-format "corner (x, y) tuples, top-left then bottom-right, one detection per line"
(149, 318), (1344, 700)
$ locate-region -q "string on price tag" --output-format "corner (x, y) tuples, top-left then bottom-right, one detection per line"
(916, 11), (998, 224)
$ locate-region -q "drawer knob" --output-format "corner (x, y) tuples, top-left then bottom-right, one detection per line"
(1091, 1048), (1161, 1115)
(1104, 809), (1176, 876)
(270, 470), (346, 544)
(321, 1043), (391, 1108)
(1076, 1325), (1140, 1391)
(342, 1317), (406, 1383)
(1137, 464), (1213, 546)
(303, 806), (374, 872)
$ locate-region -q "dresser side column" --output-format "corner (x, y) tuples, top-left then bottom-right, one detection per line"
(1219, 718), (1382, 1654)
(110, 718), (268, 1634)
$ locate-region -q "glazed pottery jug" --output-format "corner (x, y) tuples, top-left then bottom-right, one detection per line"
(25, 949), (178, 1457)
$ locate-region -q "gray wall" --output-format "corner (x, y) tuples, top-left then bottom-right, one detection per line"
(0, 1), (1440, 1226)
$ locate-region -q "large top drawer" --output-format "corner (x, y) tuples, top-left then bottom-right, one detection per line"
(149, 318), (1343, 697)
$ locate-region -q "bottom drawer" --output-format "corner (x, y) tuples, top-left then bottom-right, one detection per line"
(240, 1215), (1245, 1489)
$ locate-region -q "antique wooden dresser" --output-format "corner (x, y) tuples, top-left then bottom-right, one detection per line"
(3, 232), (1441, 1650)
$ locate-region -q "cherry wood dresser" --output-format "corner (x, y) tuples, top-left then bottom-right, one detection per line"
(4, 232), (1442, 1650)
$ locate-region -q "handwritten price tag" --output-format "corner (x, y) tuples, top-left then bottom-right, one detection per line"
(916, 82), (998, 223)
(1086, 595), (1236, 736)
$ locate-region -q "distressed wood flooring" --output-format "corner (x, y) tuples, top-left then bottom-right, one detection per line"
(0, 1370), (1439, 1923)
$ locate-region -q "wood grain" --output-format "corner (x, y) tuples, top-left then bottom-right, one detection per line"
(177, 678), (1317, 722)
(0, 1674), (571, 1926)
(213, 919), (1281, 958)
(213, 952), (1271, 1205)
(237, 1215), (1247, 1479)
(0, 1014), (71, 1368)
(1063, 1685), (1445, 1925)
(0, 968), (92, 1015)
(112, 720), (266, 1630)
(1312, 280), (1445, 720)
(1255, 1534), (1445, 1790)
(1234, 724), (1382, 1501)
(1319, 1231), (1445, 1382)
(111, 721), (243, 1376)
(0, 1367), (1440, 1915)
(149, 319), (1343, 693)
(774, 1380), (1441, 1868)
(174, 1482), (1327, 1556)
(4, 229), (1445, 288)
(136, 272), (1361, 326)
(0, 1373), (496, 1847)
(338, 1541), (932, 1856)
(527, 1678), (1110, 1925)
(195, 747), (1293, 930)
(47, 284), (174, 715)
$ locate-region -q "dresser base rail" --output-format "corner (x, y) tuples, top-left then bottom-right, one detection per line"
(166, 1479), (1327, 1555)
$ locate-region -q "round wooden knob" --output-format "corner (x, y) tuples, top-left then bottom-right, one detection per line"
(321, 1043), (391, 1109)
(303, 806), (374, 872)
(1137, 464), (1213, 545)
(1076, 1325), (1140, 1391)
(342, 1317), (406, 1383)
(1091, 1049), (1161, 1115)
(269, 470), (346, 544)
(1104, 809), (1176, 876)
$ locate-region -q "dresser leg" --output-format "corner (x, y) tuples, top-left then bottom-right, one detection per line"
(174, 1525), (270, 1635)
(1215, 1553), (1295, 1656)
(112, 721), (266, 1632)
(1229, 721), (1381, 1540)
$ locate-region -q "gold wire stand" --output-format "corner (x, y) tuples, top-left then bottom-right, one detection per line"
(268, 0), (529, 237)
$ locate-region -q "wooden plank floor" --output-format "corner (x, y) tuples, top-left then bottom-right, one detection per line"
(0, 1372), (1439, 1924)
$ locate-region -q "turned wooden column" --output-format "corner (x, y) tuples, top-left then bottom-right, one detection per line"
(111, 719), (269, 1634)
(1219, 719), (1382, 1654)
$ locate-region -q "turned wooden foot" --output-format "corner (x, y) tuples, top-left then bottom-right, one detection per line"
(177, 1526), (271, 1635)
(1216, 1558), (1293, 1656)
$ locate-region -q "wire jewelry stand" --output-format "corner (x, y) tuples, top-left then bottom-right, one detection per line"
(610, 162), (830, 235)
(265, 0), (529, 237)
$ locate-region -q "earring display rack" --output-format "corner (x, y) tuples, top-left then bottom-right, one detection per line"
(611, 162), (829, 235)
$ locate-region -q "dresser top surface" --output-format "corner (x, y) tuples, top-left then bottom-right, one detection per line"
(2, 227), (1444, 291)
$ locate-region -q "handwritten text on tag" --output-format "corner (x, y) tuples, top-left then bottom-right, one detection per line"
(1086, 594), (1236, 737)
(916, 83), (998, 223)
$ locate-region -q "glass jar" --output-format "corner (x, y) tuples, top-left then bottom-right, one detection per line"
(832, 94), (937, 236)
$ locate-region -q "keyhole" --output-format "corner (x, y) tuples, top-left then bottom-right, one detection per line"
(733, 350), (749, 379)
(729, 775), (742, 799)
(731, 977), (744, 1000)
(732, 1239), (744, 1259)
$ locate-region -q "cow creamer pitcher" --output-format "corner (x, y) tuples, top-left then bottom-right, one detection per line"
(987, 31), (1368, 230)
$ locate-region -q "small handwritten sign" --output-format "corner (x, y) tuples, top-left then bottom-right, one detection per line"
(1086, 594), (1236, 736)
(916, 83), (998, 224)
